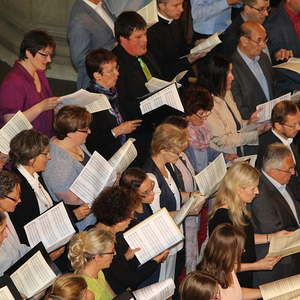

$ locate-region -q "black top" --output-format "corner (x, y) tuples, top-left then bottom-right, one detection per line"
(209, 208), (256, 288)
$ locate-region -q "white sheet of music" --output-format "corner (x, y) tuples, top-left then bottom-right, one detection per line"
(133, 278), (175, 300)
(137, 0), (158, 27)
(259, 274), (300, 300)
(58, 89), (111, 114)
(140, 83), (184, 115)
(0, 111), (32, 154)
(194, 154), (226, 196)
(70, 151), (115, 204)
(108, 138), (137, 174)
(0, 286), (15, 300)
(190, 32), (222, 54)
(226, 155), (257, 168)
(256, 93), (291, 122)
(10, 251), (56, 298)
(24, 202), (75, 253)
(124, 208), (184, 265)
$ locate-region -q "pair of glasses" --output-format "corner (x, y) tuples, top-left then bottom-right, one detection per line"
(6, 195), (19, 202)
(77, 129), (90, 133)
(274, 166), (295, 174)
(195, 111), (211, 119)
(38, 51), (53, 58)
(282, 123), (300, 129)
(40, 152), (51, 158)
(101, 66), (120, 75)
(244, 36), (269, 45)
(248, 4), (271, 13)
(99, 249), (116, 255)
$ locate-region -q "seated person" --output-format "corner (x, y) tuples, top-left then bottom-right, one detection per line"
(42, 106), (96, 231)
(85, 48), (141, 160)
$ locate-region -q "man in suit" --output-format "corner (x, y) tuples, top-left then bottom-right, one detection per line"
(256, 100), (300, 173)
(147, 0), (204, 81)
(231, 21), (275, 119)
(67, 0), (149, 89)
(250, 143), (300, 286)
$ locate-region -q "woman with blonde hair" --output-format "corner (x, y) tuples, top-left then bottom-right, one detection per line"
(48, 273), (94, 300)
(209, 162), (286, 288)
(68, 228), (116, 300)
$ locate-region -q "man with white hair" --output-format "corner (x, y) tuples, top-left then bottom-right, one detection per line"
(250, 142), (300, 286)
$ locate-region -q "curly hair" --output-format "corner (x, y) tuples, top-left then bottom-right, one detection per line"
(91, 186), (138, 226)
(68, 228), (115, 273)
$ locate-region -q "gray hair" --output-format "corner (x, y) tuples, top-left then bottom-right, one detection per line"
(262, 143), (293, 171)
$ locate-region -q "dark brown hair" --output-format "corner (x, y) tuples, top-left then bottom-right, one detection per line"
(271, 100), (299, 127)
(0, 170), (20, 199)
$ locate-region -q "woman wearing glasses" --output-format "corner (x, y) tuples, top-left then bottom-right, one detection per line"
(42, 105), (96, 231)
(0, 30), (59, 137)
(85, 48), (141, 160)
(68, 228), (116, 300)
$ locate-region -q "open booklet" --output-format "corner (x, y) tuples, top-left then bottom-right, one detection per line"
(273, 57), (300, 74)
(58, 89), (111, 114)
(145, 70), (188, 93)
(124, 208), (184, 265)
(4, 243), (60, 299)
(194, 154), (227, 196)
(226, 155), (257, 168)
(133, 278), (175, 300)
(267, 229), (300, 258)
(137, 0), (158, 27)
(173, 192), (207, 225)
(256, 93), (291, 122)
(0, 276), (23, 300)
(259, 274), (300, 300)
(140, 83), (184, 115)
(70, 138), (137, 204)
(190, 31), (222, 55)
(24, 201), (76, 253)
(0, 111), (32, 154)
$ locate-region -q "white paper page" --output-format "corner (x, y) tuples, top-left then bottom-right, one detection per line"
(108, 138), (137, 174)
(133, 278), (175, 300)
(173, 194), (206, 225)
(124, 208), (184, 265)
(0, 286), (15, 300)
(10, 251), (56, 298)
(194, 154), (226, 196)
(0, 111), (32, 154)
(190, 32), (222, 54)
(256, 93), (291, 122)
(24, 202), (75, 253)
(137, 0), (158, 27)
(58, 89), (111, 114)
(173, 70), (188, 83)
(226, 155), (257, 168)
(145, 78), (172, 93)
(70, 151), (115, 204)
(140, 83), (184, 115)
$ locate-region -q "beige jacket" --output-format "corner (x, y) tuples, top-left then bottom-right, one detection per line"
(207, 91), (258, 154)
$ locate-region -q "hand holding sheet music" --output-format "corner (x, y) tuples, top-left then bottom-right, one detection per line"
(190, 32), (222, 55)
(226, 155), (257, 168)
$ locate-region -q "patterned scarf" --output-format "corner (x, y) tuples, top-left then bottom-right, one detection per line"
(188, 122), (210, 151)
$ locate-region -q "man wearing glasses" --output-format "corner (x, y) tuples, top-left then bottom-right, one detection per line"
(250, 142), (300, 286)
(256, 100), (300, 174)
(231, 21), (276, 120)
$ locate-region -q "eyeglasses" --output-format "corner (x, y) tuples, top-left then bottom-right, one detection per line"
(245, 35), (269, 45)
(248, 4), (271, 13)
(37, 51), (53, 58)
(168, 149), (183, 156)
(195, 111), (211, 119)
(274, 166), (295, 174)
(282, 122), (300, 129)
(6, 195), (19, 202)
(77, 129), (90, 134)
(99, 248), (116, 255)
(101, 66), (120, 75)
(40, 152), (51, 158)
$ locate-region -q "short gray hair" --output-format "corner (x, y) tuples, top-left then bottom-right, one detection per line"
(262, 143), (293, 171)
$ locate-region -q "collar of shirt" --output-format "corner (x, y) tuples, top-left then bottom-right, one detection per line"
(272, 129), (293, 146)
(158, 11), (173, 24)
(262, 170), (286, 193)
(237, 47), (260, 64)
(83, 0), (98, 10)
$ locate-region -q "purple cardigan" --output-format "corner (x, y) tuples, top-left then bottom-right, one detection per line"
(0, 61), (54, 137)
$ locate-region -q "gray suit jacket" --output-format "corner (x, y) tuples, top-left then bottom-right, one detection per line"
(250, 173), (300, 286)
(67, 0), (116, 89)
(231, 50), (275, 120)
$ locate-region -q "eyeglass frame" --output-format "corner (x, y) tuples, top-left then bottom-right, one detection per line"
(244, 35), (269, 46)
(5, 195), (19, 202)
(195, 111), (211, 119)
(247, 4), (271, 13)
(281, 122), (300, 129)
(37, 51), (53, 58)
(77, 129), (90, 134)
(274, 166), (295, 174)
(99, 65), (120, 75)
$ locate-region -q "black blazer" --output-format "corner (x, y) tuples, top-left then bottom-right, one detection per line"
(250, 172), (300, 285)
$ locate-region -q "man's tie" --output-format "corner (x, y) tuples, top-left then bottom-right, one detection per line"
(137, 57), (152, 81)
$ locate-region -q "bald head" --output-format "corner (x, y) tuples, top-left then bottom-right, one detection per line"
(238, 21), (267, 59)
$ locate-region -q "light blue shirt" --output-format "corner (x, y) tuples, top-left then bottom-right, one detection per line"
(262, 170), (300, 225)
(237, 47), (270, 101)
(190, 0), (235, 35)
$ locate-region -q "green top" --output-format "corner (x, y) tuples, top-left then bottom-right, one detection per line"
(81, 271), (114, 300)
